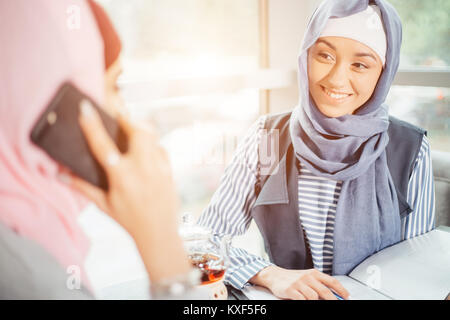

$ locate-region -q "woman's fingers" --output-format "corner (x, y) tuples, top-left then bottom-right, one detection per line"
(116, 109), (135, 137)
(78, 99), (121, 170)
(296, 283), (320, 300)
(316, 272), (350, 299)
(286, 288), (306, 300)
(136, 119), (160, 143)
(307, 278), (338, 300)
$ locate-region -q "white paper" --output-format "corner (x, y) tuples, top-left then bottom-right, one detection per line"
(243, 228), (450, 300)
(333, 276), (390, 300)
(348, 228), (450, 300)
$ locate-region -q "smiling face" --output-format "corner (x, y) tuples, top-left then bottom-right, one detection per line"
(307, 36), (383, 118)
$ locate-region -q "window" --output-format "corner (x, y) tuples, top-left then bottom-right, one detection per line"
(388, 86), (449, 151)
(97, 0), (261, 214)
(390, 0), (449, 69)
(389, 0), (450, 152)
(98, 0), (259, 79)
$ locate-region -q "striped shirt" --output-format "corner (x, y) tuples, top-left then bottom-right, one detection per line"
(197, 115), (435, 289)
(298, 162), (340, 274)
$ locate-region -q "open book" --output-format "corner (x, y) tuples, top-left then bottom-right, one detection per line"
(242, 226), (450, 300)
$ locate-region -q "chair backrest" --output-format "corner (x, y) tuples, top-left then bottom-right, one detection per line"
(431, 150), (450, 227)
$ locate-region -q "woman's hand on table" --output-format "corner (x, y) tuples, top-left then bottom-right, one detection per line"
(250, 265), (350, 300)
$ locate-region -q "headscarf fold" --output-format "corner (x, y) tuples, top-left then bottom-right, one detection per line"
(289, 0), (403, 274)
(87, 0), (122, 70)
(0, 0), (104, 289)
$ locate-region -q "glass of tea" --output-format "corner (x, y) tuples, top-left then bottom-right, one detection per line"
(179, 213), (231, 299)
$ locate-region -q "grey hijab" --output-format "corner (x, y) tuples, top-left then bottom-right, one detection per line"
(289, 0), (403, 274)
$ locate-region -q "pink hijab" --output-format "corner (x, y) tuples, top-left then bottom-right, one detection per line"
(0, 0), (104, 289)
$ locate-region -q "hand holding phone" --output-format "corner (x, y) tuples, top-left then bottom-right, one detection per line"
(30, 82), (128, 190)
(31, 82), (194, 283)
(69, 97), (193, 283)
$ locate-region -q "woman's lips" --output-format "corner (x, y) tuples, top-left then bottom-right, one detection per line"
(320, 85), (353, 103)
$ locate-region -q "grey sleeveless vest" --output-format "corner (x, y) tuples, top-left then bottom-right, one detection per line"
(250, 111), (426, 271)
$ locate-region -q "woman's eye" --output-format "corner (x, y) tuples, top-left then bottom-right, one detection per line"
(353, 63), (368, 70)
(318, 53), (333, 61)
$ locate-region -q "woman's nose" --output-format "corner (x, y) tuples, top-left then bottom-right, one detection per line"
(325, 63), (350, 90)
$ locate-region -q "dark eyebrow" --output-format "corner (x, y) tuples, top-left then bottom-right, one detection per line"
(315, 39), (378, 63)
(315, 39), (336, 50)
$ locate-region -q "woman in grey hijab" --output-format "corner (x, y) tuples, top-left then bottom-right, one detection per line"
(198, 0), (435, 300)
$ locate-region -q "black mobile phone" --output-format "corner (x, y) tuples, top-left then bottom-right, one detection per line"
(30, 82), (128, 190)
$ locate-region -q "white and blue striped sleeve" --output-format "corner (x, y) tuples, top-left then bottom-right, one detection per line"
(197, 115), (273, 289)
(401, 135), (436, 240)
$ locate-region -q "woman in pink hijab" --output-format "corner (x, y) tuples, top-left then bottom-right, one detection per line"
(0, 0), (195, 299)
(0, 0), (104, 290)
